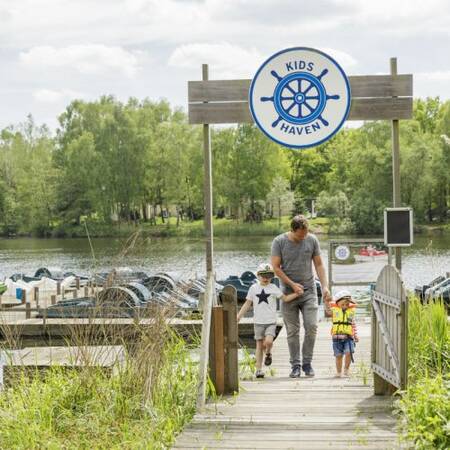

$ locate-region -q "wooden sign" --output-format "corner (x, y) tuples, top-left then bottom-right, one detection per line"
(188, 75), (413, 124)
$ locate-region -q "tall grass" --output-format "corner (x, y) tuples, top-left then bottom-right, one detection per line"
(407, 297), (449, 381)
(0, 307), (198, 449)
(396, 297), (450, 450)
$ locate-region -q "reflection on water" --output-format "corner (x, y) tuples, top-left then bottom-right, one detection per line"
(0, 233), (448, 290)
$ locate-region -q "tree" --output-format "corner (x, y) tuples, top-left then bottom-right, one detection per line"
(266, 176), (294, 228)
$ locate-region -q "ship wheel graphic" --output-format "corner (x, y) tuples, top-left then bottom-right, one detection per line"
(261, 69), (340, 128)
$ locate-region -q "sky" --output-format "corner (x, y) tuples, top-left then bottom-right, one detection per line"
(0, 0), (449, 131)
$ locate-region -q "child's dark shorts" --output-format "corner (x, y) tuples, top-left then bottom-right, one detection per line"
(332, 337), (355, 356)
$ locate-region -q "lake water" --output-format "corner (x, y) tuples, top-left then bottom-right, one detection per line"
(0, 233), (448, 291)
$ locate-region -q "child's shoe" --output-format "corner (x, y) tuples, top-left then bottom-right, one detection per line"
(255, 369), (265, 378)
(343, 368), (351, 377)
(334, 371), (342, 378)
(264, 353), (272, 366)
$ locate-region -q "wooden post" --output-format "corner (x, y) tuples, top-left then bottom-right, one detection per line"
(202, 63), (214, 277)
(57, 281), (61, 296)
(221, 285), (239, 394)
(390, 57), (402, 272)
(197, 274), (215, 409)
(34, 287), (39, 308)
(21, 289), (26, 305)
(73, 289), (78, 299)
(400, 282), (408, 390)
(326, 241), (333, 317)
(76, 277), (80, 290)
(197, 63), (217, 409)
(84, 286), (89, 297)
(62, 286), (65, 300)
(209, 305), (225, 395)
(51, 294), (56, 305)
(25, 297), (31, 319)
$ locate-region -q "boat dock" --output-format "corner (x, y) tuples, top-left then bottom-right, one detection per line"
(173, 321), (401, 450)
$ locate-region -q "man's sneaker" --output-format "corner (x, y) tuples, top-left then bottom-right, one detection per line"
(264, 353), (272, 366)
(255, 369), (265, 378)
(302, 363), (315, 377)
(289, 365), (301, 378)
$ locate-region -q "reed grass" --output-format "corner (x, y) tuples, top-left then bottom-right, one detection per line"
(395, 296), (450, 450)
(0, 310), (198, 449)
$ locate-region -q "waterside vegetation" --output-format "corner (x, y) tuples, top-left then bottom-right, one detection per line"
(395, 297), (450, 450)
(0, 97), (448, 238)
(0, 309), (198, 449)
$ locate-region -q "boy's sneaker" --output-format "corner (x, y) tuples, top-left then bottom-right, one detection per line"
(343, 368), (351, 377)
(255, 369), (265, 378)
(289, 365), (301, 378)
(302, 363), (315, 377)
(264, 353), (272, 366)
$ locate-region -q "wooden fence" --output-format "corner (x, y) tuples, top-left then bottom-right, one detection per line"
(371, 264), (408, 394)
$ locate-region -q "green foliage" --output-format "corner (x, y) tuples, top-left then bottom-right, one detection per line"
(395, 298), (450, 450)
(397, 375), (450, 450)
(0, 97), (449, 236)
(407, 297), (449, 381)
(0, 335), (197, 449)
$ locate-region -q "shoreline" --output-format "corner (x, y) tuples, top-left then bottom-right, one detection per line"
(0, 220), (447, 240)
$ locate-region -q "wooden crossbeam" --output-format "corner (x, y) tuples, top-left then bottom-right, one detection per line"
(188, 97), (413, 124)
(372, 290), (401, 311)
(371, 362), (400, 388)
(372, 299), (400, 378)
(188, 75), (413, 102)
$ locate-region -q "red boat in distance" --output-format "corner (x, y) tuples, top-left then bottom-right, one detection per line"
(359, 245), (387, 257)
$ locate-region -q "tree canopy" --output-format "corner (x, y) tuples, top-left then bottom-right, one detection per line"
(0, 96), (448, 236)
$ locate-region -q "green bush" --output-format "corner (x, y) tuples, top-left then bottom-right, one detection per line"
(396, 375), (450, 450)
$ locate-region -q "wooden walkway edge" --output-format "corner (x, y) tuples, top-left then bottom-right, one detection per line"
(173, 321), (403, 450)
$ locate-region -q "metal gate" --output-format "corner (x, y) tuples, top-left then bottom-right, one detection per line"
(371, 264), (408, 393)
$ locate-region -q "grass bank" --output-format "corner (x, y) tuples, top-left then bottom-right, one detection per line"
(0, 309), (198, 449)
(50, 217), (330, 239)
(395, 297), (450, 450)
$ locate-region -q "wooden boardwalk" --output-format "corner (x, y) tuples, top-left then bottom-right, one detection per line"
(173, 321), (402, 450)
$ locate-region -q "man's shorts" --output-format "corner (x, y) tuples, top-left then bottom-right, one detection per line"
(332, 337), (355, 356)
(254, 323), (276, 340)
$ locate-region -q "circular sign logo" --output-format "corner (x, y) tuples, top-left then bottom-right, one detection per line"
(335, 245), (351, 261)
(249, 47), (351, 149)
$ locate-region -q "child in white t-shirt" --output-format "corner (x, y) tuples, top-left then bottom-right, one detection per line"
(237, 263), (299, 378)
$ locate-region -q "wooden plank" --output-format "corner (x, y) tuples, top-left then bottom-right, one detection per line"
(212, 306), (225, 395)
(188, 75), (412, 102)
(221, 285), (239, 394)
(174, 321), (399, 448)
(189, 79), (251, 102)
(372, 290), (401, 310)
(188, 97), (413, 124)
(373, 294), (400, 377)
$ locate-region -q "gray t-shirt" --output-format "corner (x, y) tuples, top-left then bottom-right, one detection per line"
(271, 232), (321, 290)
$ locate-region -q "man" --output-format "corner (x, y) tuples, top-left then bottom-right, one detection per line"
(271, 215), (331, 378)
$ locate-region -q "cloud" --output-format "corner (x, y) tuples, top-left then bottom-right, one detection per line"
(168, 42), (264, 78)
(416, 71), (450, 82)
(321, 48), (357, 70)
(33, 88), (85, 103)
(19, 45), (145, 78)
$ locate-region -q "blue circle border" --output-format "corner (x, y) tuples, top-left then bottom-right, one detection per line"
(249, 47), (352, 150)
